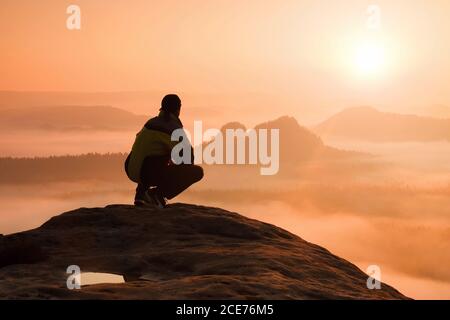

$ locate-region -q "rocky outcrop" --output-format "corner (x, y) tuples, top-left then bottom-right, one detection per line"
(0, 204), (408, 299)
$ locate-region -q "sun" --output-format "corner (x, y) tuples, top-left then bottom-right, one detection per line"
(354, 41), (386, 75)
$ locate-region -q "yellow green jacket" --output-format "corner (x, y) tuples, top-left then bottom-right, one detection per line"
(125, 111), (189, 183)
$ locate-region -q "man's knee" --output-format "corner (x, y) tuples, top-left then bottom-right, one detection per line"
(192, 165), (204, 182)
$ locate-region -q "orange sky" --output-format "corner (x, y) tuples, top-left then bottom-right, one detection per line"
(1, 0), (450, 118)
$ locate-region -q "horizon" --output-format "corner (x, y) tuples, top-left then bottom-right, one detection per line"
(1, 90), (450, 128)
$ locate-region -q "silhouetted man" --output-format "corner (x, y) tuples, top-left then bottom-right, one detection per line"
(125, 94), (203, 208)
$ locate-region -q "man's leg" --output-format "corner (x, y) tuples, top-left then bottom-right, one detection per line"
(135, 183), (150, 200)
(135, 156), (164, 204)
(158, 164), (204, 200)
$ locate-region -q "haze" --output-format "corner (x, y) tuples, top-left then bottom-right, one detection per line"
(0, 0), (449, 300)
(1, 0), (450, 122)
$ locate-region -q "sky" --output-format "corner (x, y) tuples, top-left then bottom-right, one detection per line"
(1, 0), (450, 119)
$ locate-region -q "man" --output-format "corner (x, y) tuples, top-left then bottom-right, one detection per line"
(125, 94), (203, 208)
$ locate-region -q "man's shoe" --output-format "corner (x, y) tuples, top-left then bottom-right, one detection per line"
(148, 188), (167, 209)
(134, 190), (155, 207)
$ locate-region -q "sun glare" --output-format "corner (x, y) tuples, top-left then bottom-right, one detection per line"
(354, 42), (386, 75)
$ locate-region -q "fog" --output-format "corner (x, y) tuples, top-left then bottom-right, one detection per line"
(0, 138), (449, 299)
(0, 131), (134, 157)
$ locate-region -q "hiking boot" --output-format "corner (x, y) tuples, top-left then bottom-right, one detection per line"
(148, 188), (167, 209)
(134, 189), (155, 207)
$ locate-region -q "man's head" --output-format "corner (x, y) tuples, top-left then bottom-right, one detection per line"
(161, 94), (181, 117)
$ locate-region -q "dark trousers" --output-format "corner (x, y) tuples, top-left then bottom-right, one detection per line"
(136, 156), (203, 200)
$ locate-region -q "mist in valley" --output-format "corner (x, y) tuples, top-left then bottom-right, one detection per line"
(1, 134), (449, 299)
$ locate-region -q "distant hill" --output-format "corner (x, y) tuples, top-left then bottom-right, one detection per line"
(0, 105), (148, 131)
(201, 116), (361, 166)
(255, 116), (325, 163)
(0, 91), (264, 128)
(0, 116), (364, 184)
(314, 106), (450, 142)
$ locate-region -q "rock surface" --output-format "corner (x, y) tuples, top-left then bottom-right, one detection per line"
(0, 204), (408, 299)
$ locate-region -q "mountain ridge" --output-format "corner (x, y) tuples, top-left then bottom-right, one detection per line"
(314, 106), (450, 142)
(0, 105), (148, 131)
